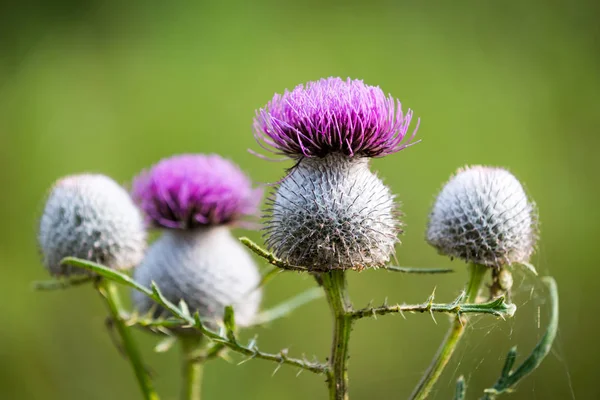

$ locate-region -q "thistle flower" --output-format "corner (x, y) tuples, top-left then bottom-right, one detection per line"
(255, 77), (419, 271)
(131, 154), (262, 328)
(254, 77), (418, 158)
(132, 154), (263, 229)
(426, 166), (537, 267)
(38, 174), (146, 276)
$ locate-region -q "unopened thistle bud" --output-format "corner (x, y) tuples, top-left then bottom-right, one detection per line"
(38, 174), (146, 276)
(254, 77), (419, 271)
(131, 154), (263, 328)
(426, 166), (537, 267)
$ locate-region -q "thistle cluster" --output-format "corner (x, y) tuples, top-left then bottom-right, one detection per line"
(33, 76), (552, 400)
(38, 154), (264, 329)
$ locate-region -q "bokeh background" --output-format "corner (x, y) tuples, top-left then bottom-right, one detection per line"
(1, 1), (598, 399)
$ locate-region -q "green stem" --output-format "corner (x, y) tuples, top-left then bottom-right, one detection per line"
(97, 279), (159, 400)
(181, 336), (205, 400)
(320, 270), (353, 400)
(409, 263), (488, 400)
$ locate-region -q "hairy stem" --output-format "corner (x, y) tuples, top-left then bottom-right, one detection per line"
(320, 270), (353, 400)
(97, 279), (159, 400)
(181, 336), (205, 400)
(63, 257), (328, 375)
(410, 264), (488, 400)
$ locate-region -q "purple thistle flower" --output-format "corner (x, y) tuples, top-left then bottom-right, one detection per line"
(253, 77), (419, 158)
(132, 154), (263, 229)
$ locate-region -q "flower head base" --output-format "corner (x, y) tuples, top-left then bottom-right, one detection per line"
(133, 227), (262, 329)
(426, 166), (537, 267)
(265, 154), (400, 271)
(132, 154), (263, 229)
(38, 174), (146, 276)
(254, 77), (419, 158)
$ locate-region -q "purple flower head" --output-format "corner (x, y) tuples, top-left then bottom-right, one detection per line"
(253, 77), (419, 158)
(132, 154), (263, 229)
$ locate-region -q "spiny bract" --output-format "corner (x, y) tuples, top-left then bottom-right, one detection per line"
(133, 227), (262, 329)
(265, 154), (400, 271)
(426, 166), (537, 267)
(38, 174), (146, 276)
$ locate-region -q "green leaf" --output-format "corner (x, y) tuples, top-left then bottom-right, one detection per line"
(150, 282), (186, 321)
(179, 300), (191, 318)
(257, 266), (283, 289)
(239, 237), (309, 271)
(384, 265), (454, 274)
(61, 257), (152, 296)
(516, 262), (538, 276)
(32, 275), (94, 291)
(482, 276), (559, 399)
(252, 287), (324, 325)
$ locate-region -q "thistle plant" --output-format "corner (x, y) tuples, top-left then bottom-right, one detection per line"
(412, 165), (539, 400)
(131, 154), (264, 398)
(34, 163), (322, 400)
(37, 174), (155, 398)
(32, 77), (559, 400)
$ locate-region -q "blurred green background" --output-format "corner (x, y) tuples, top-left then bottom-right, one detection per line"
(1, 0), (597, 399)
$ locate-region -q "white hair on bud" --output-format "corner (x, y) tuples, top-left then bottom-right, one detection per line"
(38, 174), (146, 276)
(265, 154), (400, 271)
(132, 227), (262, 329)
(426, 166), (537, 267)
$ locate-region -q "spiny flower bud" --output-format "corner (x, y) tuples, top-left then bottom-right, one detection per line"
(253, 77), (418, 158)
(255, 77), (418, 271)
(38, 174), (146, 276)
(133, 228), (261, 328)
(132, 154), (262, 229)
(426, 166), (537, 267)
(131, 154), (263, 329)
(265, 154), (399, 271)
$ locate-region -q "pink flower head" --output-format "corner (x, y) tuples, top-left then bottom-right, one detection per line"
(132, 154), (262, 229)
(253, 77), (419, 158)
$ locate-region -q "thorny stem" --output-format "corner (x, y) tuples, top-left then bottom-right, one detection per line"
(62, 257), (513, 385)
(350, 294), (515, 320)
(97, 279), (159, 400)
(240, 237), (452, 274)
(409, 264), (489, 400)
(181, 336), (205, 400)
(320, 271), (353, 400)
(240, 237), (310, 271)
(62, 257), (328, 374)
